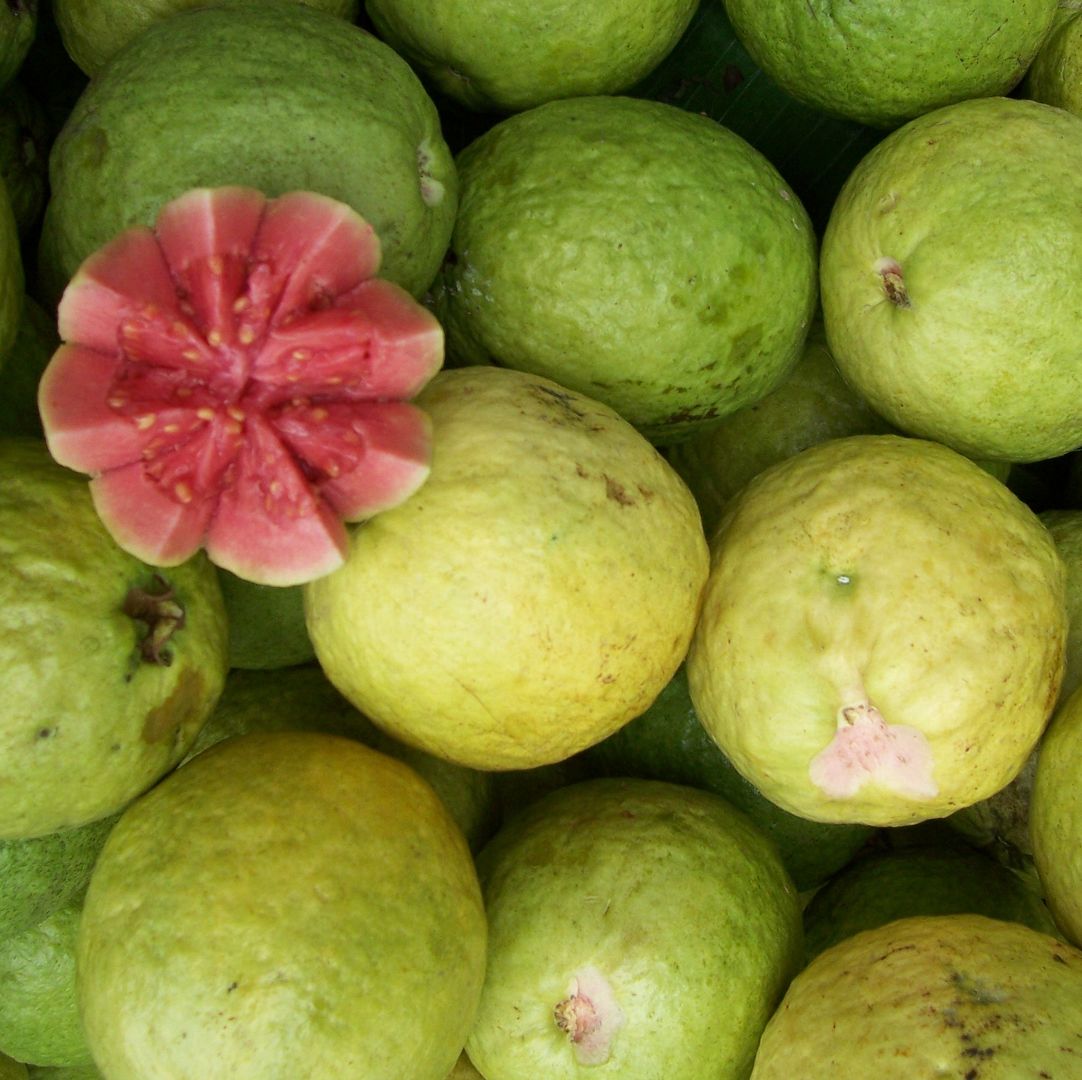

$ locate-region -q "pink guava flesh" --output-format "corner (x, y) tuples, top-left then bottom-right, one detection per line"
(39, 186), (444, 586)
(809, 700), (938, 801)
(552, 965), (624, 1066)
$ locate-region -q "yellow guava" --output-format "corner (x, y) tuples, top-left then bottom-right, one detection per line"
(687, 434), (1066, 827)
(304, 365), (710, 771)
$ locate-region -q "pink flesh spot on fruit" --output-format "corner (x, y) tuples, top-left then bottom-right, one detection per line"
(552, 965), (624, 1067)
(39, 186), (444, 586)
(808, 700), (938, 801)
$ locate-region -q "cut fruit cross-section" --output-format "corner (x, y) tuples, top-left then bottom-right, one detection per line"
(39, 186), (444, 586)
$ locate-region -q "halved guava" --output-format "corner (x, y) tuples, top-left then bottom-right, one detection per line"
(39, 185), (443, 586)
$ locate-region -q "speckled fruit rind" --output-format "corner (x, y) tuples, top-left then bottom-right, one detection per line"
(467, 777), (803, 1080)
(53, 0), (359, 77)
(0, 813), (118, 941)
(365, 0), (697, 112)
(0, 902), (90, 1068)
(76, 730), (487, 1080)
(1039, 509), (1082, 704)
(1031, 683), (1082, 947)
(1024, 9), (1082, 114)
(0, 438), (229, 839)
(725, 0), (1057, 129)
(750, 913), (1082, 1078)
(687, 434), (1066, 827)
(821, 96), (1082, 463)
(434, 95), (817, 442)
(38, 0), (456, 304)
(802, 844), (1060, 962)
(304, 365), (710, 771)
(580, 664), (875, 891)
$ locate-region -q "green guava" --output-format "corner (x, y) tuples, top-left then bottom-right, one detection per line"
(304, 365), (710, 772)
(801, 843), (1060, 962)
(1024, 9), (1082, 114)
(215, 571), (315, 671)
(1031, 683), (1082, 947)
(365, 0), (698, 112)
(821, 96), (1082, 463)
(37, 0), (457, 305)
(580, 664), (876, 891)
(182, 665), (500, 852)
(1039, 509), (1082, 703)
(433, 95), (818, 442)
(0, 80), (49, 238)
(76, 730), (488, 1080)
(0, 437), (229, 839)
(687, 434), (1067, 827)
(0, 902), (91, 1068)
(725, 0), (1057, 128)
(0, 294), (59, 438)
(53, 0), (359, 77)
(751, 914), (1082, 1078)
(0, 171), (23, 371)
(665, 318), (892, 539)
(466, 777), (803, 1080)
(0, 812), (118, 941)
(0, 2), (36, 91)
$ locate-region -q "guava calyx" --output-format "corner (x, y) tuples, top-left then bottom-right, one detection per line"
(552, 965), (624, 1066)
(123, 575), (185, 666)
(875, 257), (911, 308)
(809, 698), (938, 801)
(39, 186), (444, 587)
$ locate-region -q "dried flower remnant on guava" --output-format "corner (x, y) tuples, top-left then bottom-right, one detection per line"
(39, 185), (444, 587)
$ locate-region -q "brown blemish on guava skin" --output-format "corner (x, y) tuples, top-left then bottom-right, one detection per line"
(553, 966), (624, 1066)
(123, 574), (185, 666)
(603, 475), (634, 506)
(141, 667), (205, 744)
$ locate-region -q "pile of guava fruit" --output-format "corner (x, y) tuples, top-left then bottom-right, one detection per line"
(5, 2), (1082, 1078)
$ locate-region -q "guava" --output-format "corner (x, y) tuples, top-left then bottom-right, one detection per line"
(1031, 684), (1082, 947)
(0, 812), (118, 941)
(580, 663), (876, 891)
(76, 730), (487, 1080)
(365, 0), (698, 112)
(0, 294), (59, 438)
(466, 777), (803, 1080)
(802, 843), (1060, 962)
(1024, 9), (1082, 114)
(725, 0), (1057, 129)
(39, 186), (443, 586)
(0, 2), (36, 91)
(433, 94), (818, 442)
(0, 902), (90, 1068)
(53, 0), (359, 77)
(25, 1068), (100, 1080)
(0, 437), (229, 839)
(1039, 509), (1082, 703)
(687, 434), (1067, 827)
(0, 80), (48, 238)
(216, 570), (315, 670)
(37, 0), (457, 304)
(665, 318), (892, 539)
(181, 665), (500, 852)
(821, 96), (1082, 463)
(304, 365), (710, 771)
(0, 170), (22, 370)
(751, 914), (1082, 1078)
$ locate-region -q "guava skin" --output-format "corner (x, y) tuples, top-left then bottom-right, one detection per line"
(821, 96), (1082, 463)
(38, 0), (457, 305)
(0, 438), (229, 839)
(687, 434), (1067, 827)
(467, 777), (803, 1080)
(725, 0), (1058, 128)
